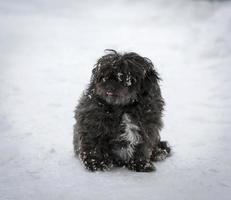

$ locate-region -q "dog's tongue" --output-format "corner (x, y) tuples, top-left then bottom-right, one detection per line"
(106, 91), (114, 96)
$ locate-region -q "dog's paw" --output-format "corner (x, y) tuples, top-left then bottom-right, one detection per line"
(151, 141), (171, 161)
(159, 141), (171, 154)
(152, 149), (168, 161)
(80, 151), (113, 172)
(81, 157), (113, 172)
(127, 160), (156, 172)
(98, 159), (114, 171)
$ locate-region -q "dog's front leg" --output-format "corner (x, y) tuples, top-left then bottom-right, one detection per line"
(126, 144), (155, 172)
(79, 138), (113, 172)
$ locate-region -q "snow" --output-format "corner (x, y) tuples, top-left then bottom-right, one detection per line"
(125, 72), (132, 86)
(1, 0), (231, 199)
(117, 72), (123, 82)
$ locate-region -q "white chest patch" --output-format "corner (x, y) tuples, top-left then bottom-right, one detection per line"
(114, 113), (141, 161)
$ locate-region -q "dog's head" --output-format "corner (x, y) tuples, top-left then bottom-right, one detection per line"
(91, 50), (160, 105)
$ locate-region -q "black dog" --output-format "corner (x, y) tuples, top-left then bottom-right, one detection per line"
(73, 50), (170, 172)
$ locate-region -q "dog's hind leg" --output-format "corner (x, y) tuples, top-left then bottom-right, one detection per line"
(159, 141), (171, 153)
(151, 141), (171, 161)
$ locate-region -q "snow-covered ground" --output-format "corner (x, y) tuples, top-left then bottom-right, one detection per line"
(1, 0), (231, 199)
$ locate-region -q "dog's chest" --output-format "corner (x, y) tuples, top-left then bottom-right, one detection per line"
(112, 113), (141, 161)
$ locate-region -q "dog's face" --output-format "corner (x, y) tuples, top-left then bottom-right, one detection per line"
(94, 67), (140, 105)
(91, 50), (160, 105)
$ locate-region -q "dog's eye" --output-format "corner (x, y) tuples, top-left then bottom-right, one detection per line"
(99, 76), (107, 83)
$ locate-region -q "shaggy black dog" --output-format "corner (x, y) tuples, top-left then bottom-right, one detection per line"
(73, 50), (170, 172)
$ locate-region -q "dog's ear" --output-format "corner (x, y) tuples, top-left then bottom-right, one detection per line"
(141, 67), (161, 96)
(90, 67), (98, 83)
(92, 67), (97, 76)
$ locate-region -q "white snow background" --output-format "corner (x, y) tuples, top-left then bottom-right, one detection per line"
(0, 0), (231, 199)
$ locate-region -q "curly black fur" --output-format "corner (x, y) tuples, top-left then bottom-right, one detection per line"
(73, 50), (170, 172)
